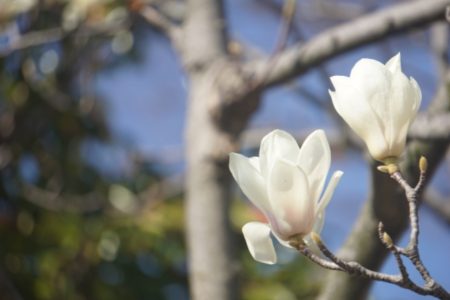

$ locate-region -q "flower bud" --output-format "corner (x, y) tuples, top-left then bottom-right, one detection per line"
(383, 232), (393, 248)
(329, 53), (421, 162)
(419, 156), (428, 173)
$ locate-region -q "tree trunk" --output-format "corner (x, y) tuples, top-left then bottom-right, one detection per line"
(185, 70), (240, 300)
(0, 269), (23, 300)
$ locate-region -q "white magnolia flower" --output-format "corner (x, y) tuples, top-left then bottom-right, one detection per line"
(329, 53), (422, 162)
(229, 129), (343, 264)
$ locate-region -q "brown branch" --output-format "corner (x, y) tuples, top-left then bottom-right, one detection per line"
(296, 163), (450, 299)
(389, 166), (449, 299)
(22, 185), (105, 213)
(378, 223), (409, 280)
(0, 12), (132, 58)
(138, 5), (182, 49)
(309, 234), (445, 298)
(0, 28), (64, 57)
(243, 0), (448, 90)
(409, 112), (450, 141)
(293, 243), (342, 271)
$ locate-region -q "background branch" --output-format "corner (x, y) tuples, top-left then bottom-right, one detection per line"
(424, 189), (450, 226)
(244, 0), (448, 90)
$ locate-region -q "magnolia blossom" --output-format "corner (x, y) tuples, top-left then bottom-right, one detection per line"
(329, 53), (422, 162)
(229, 129), (343, 264)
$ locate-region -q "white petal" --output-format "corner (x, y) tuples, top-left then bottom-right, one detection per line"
(331, 55), (421, 161)
(409, 77), (422, 113)
(249, 156), (261, 172)
(350, 59), (391, 122)
(242, 222), (277, 264)
(297, 129), (330, 203)
(229, 153), (271, 214)
(272, 231), (294, 249)
(259, 130), (300, 179)
(382, 69), (415, 153)
(385, 53), (401, 73)
(268, 159), (314, 239)
(330, 76), (388, 160)
(316, 170), (343, 215)
(302, 212), (325, 255)
(312, 211), (325, 235)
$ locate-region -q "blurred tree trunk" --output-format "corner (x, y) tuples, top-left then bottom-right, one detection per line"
(185, 76), (239, 300)
(183, 1), (238, 300)
(0, 269), (22, 300)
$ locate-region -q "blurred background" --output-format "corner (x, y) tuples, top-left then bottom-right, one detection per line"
(0, 0), (449, 299)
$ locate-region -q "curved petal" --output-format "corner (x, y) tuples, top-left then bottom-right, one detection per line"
(229, 153), (271, 214)
(351, 60), (392, 122)
(409, 77), (422, 113)
(249, 156), (261, 172)
(242, 222), (277, 264)
(316, 170), (343, 215)
(313, 211), (325, 235)
(268, 159), (314, 239)
(382, 69), (414, 153)
(385, 53), (401, 73)
(330, 76), (388, 160)
(259, 130), (300, 179)
(271, 231), (294, 249)
(350, 58), (390, 93)
(297, 129), (331, 203)
(303, 211), (326, 253)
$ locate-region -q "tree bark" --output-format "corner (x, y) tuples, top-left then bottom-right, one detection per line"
(185, 81), (238, 300)
(183, 1), (238, 300)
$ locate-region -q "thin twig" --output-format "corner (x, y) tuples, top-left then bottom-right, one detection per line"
(389, 161), (448, 299)
(291, 243), (342, 271)
(138, 5), (182, 50)
(294, 157), (450, 299)
(378, 222), (409, 280)
(310, 233), (445, 297)
(252, 0), (297, 89)
(0, 28), (64, 57)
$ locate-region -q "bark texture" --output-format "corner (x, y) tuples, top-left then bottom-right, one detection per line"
(183, 1), (238, 300)
(185, 78), (238, 300)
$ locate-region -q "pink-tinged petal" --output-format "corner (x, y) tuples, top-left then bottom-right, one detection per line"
(259, 130), (300, 179)
(229, 153), (271, 214)
(297, 129), (331, 203)
(242, 222), (277, 264)
(268, 159), (314, 239)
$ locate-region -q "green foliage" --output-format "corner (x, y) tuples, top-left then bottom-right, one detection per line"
(1, 198), (188, 300)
